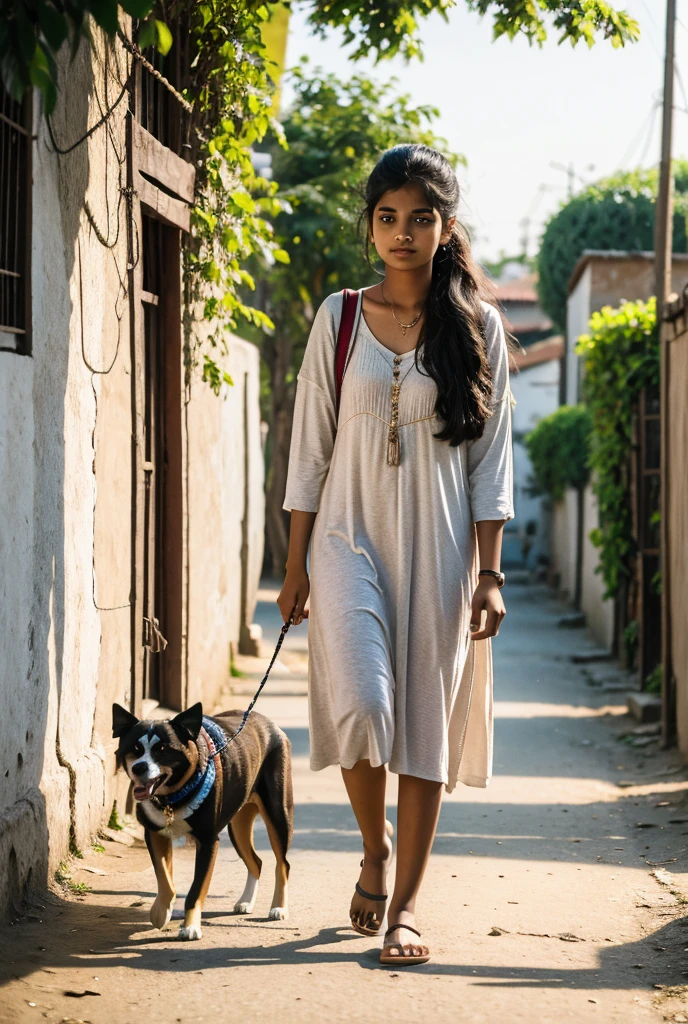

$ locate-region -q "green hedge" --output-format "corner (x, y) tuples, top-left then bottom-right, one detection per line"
(525, 405), (592, 501)
(576, 297), (658, 598)
(536, 165), (688, 332)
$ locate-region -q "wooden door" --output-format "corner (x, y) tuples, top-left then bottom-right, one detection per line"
(140, 214), (184, 708)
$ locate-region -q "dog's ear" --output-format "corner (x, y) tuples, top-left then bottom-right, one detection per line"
(112, 703), (139, 739)
(171, 702), (203, 741)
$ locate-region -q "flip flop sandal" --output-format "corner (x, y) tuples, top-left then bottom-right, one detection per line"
(350, 822), (394, 937)
(379, 924), (431, 966)
(350, 861), (388, 936)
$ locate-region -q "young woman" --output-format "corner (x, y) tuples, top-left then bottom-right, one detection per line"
(277, 143), (514, 966)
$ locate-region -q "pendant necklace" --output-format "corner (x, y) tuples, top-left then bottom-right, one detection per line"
(380, 283), (424, 466)
(381, 282), (423, 336)
(387, 356), (417, 467)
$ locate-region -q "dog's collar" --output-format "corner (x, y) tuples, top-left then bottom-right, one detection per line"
(152, 716), (227, 812)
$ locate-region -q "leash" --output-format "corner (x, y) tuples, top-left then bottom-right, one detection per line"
(223, 603), (297, 747)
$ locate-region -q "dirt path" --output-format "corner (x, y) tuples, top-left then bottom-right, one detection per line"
(3, 583), (688, 1024)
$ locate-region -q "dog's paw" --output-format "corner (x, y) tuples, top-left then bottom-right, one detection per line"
(150, 895), (176, 930)
(178, 924), (203, 941)
(268, 906), (288, 921)
(233, 900), (254, 915)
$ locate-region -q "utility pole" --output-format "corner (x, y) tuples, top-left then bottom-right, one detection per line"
(549, 160), (575, 199)
(656, 0), (676, 743)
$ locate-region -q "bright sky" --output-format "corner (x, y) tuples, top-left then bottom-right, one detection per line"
(283, 0), (688, 264)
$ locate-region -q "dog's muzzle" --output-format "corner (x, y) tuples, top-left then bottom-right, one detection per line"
(130, 762), (166, 802)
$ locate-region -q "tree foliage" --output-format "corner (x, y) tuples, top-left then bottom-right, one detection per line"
(1, 0), (640, 112)
(525, 404), (592, 501)
(265, 61), (458, 346)
(575, 297), (658, 598)
(255, 65), (460, 572)
(537, 165), (688, 332)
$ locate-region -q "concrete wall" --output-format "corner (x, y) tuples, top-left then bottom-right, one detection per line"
(551, 490), (578, 600)
(510, 356), (560, 568)
(666, 313), (688, 758)
(580, 483), (614, 650)
(187, 336), (265, 711)
(0, 38), (265, 917)
(549, 483), (614, 647)
(565, 264), (592, 406)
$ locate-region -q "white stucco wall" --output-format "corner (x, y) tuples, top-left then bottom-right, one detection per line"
(187, 336), (265, 712)
(510, 357), (561, 567)
(0, 37), (266, 918)
(551, 490), (579, 600)
(566, 264), (592, 406)
(580, 482), (614, 650)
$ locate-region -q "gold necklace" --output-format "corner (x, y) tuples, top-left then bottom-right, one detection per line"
(387, 355), (416, 467)
(381, 282), (423, 336)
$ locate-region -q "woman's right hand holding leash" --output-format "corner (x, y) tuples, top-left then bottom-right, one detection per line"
(279, 510), (317, 626)
(278, 567), (310, 626)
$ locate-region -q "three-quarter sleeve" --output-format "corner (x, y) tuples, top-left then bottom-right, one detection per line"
(282, 295), (339, 514)
(467, 304), (515, 523)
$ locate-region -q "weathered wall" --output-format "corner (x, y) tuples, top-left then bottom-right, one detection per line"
(0, 49), (121, 916)
(580, 483), (614, 650)
(510, 355), (561, 569)
(0, 37), (266, 918)
(0, 355), (46, 914)
(667, 315), (688, 758)
(186, 336), (265, 712)
(565, 263), (592, 406)
(550, 490), (578, 600)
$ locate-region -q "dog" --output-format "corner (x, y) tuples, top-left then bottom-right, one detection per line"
(112, 701), (293, 940)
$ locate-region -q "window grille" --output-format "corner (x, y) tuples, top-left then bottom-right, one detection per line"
(0, 82), (31, 352)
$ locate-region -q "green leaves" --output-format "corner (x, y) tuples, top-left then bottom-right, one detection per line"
(537, 165), (688, 332)
(525, 405), (593, 500)
(305, 0), (639, 62)
(575, 297), (658, 598)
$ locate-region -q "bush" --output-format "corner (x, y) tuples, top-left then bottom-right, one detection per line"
(576, 297), (658, 598)
(525, 405), (592, 501)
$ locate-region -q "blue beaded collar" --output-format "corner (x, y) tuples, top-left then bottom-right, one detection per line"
(153, 716), (228, 813)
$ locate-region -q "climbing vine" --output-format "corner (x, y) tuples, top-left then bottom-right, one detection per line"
(575, 297), (658, 599)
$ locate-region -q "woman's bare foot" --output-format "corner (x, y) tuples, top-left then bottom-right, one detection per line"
(380, 910), (430, 964)
(349, 829), (393, 934)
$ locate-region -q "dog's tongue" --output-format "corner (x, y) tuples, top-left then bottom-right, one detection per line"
(133, 780), (159, 801)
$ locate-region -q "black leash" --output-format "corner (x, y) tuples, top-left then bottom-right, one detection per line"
(224, 604), (297, 747)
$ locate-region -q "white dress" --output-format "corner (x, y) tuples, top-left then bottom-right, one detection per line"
(283, 291), (514, 791)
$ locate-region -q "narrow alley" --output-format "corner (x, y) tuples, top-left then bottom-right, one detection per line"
(3, 581), (688, 1024)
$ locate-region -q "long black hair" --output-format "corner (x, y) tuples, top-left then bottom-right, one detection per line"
(363, 144), (499, 446)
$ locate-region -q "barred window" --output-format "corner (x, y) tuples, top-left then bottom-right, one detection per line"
(0, 83), (31, 353)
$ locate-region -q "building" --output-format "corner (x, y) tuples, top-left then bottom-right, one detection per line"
(509, 336), (564, 572)
(550, 249), (688, 653)
(491, 270), (559, 568)
(0, 36), (265, 918)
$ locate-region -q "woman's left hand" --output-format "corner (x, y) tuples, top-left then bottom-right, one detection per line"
(470, 578), (506, 640)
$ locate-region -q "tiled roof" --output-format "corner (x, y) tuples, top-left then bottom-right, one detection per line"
(510, 335), (564, 371)
(493, 272), (539, 303)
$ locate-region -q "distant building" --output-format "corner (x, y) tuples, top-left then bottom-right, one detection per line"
(509, 337), (564, 571)
(491, 270), (561, 568)
(493, 271), (554, 349)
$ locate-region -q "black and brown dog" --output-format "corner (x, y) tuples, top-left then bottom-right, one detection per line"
(112, 702), (293, 940)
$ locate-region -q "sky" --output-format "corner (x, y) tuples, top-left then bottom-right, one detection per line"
(282, 0), (688, 265)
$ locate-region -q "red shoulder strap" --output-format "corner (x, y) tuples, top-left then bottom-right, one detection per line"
(335, 289), (359, 418)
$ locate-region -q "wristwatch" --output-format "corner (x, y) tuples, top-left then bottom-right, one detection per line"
(478, 568), (505, 588)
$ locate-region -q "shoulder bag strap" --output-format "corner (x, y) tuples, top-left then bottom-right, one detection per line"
(335, 288), (359, 420)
